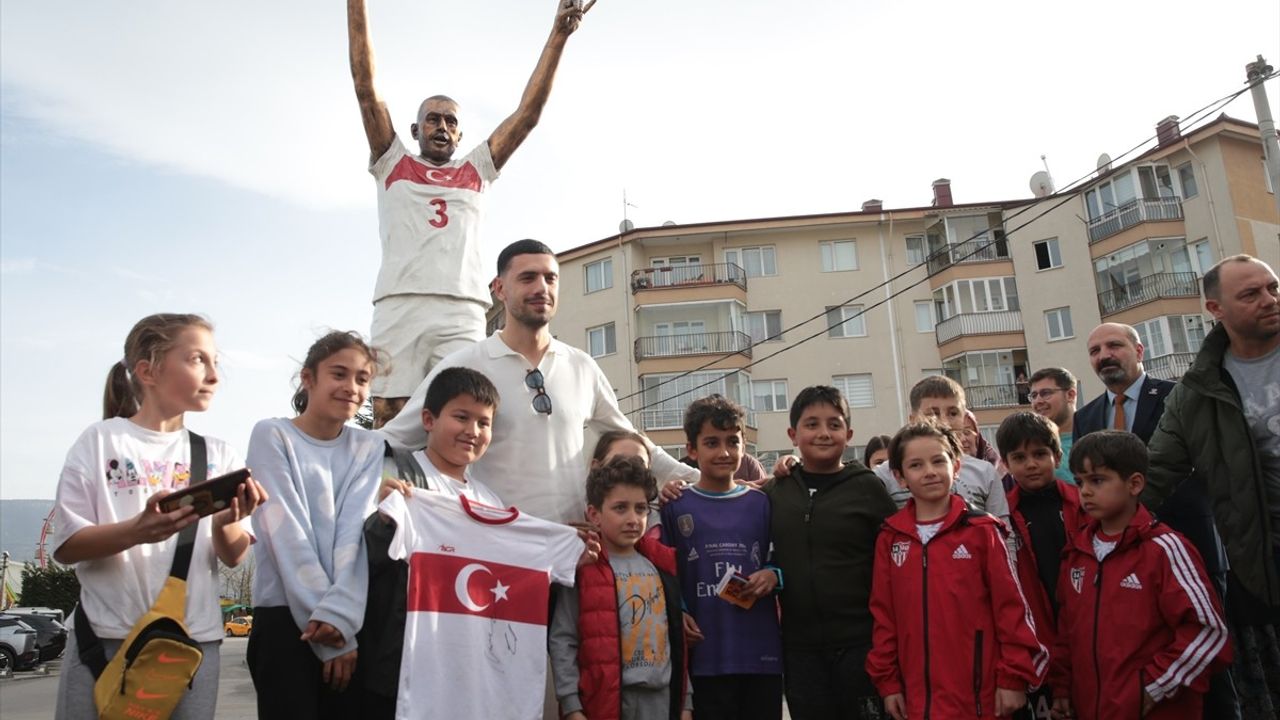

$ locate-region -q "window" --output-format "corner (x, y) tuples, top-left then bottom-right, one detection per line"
(914, 301), (935, 332)
(922, 368), (945, 378)
(1033, 238), (1062, 271)
(826, 305), (867, 338)
(1177, 162), (1198, 199)
(1045, 307), (1074, 341)
(641, 371), (751, 429)
(1136, 315), (1207, 358)
(744, 310), (783, 343)
(1191, 240), (1212, 276)
(586, 323), (616, 357)
(821, 240), (859, 272)
(832, 373), (875, 408)
(752, 380), (788, 413)
(649, 256), (702, 286)
(931, 277), (1020, 321)
(905, 235), (927, 266)
(725, 246), (777, 278)
(584, 258), (613, 293)
(1085, 172), (1137, 220)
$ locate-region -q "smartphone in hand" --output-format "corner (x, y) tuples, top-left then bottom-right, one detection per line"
(158, 469), (251, 517)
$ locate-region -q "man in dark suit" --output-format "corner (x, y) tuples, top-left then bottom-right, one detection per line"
(1073, 323), (1174, 442)
(1075, 322), (1236, 719)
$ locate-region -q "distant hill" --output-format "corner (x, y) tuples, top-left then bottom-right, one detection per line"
(1, 500), (56, 566)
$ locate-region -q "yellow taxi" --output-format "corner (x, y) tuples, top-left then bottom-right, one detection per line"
(224, 616), (253, 637)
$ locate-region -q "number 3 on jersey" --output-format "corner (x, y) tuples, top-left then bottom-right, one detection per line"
(428, 198), (449, 228)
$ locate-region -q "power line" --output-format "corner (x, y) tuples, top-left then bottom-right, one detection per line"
(619, 76), (1271, 415)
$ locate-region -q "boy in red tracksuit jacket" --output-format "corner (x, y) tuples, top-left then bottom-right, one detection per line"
(1050, 431), (1230, 720)
(996, 412), (1088, 647)
(868, 421), (1048, 720)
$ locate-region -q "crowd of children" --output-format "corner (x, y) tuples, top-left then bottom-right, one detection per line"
(50, 313), (1233, 720)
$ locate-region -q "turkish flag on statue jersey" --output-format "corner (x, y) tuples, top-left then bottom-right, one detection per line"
(408, 553), (549, 626)
(384, 155), (483, 192)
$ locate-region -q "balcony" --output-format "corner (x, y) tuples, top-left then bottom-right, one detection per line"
(1145, 352), (1196, 381)
(1087, 198), (1183, 244)
(963, 384), (1028, 410)
(926, 236), (1011, 276)
(631, 263), (746, 294)
(639, 407), (757, 431)
(1097, 272), (1200, 317)
(935, 310), (1024, 345)
(634, 331), (753, 362)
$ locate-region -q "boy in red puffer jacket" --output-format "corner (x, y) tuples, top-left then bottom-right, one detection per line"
(868, 421), (1048, 720)
(549, 456), (691, 720)
(1050, 431), (1230, 720)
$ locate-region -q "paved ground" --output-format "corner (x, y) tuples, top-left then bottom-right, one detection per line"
(0, 637), (255, 720)
(0, 638), (792, 718)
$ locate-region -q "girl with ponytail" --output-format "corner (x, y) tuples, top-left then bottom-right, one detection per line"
(53, 313), (266, 720)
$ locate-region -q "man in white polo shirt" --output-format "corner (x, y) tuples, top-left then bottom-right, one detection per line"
(381, 240), (699, 525)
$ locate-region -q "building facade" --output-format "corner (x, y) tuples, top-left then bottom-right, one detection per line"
(515, 116), (1278, 463)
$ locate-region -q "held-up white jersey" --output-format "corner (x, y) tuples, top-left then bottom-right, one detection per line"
(382, 490), (583, 720)
(369, 136), (499, 305)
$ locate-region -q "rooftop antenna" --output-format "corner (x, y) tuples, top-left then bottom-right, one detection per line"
(620, 190), (639, 234)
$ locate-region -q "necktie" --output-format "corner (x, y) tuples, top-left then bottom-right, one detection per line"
(1113, 395), (1127, 431)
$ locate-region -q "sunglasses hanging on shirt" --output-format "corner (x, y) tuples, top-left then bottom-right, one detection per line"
(525, 368), (553, 415)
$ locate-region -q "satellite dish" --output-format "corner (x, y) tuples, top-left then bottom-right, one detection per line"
(1096, 153), (1113, 173)
(619, 219), (635, 233)
(1029, 171), (1053, 198)
(662, 220), (676, 227)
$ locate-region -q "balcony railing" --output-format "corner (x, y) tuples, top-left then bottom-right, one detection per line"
(1087, 197), (1183, 244)
(963, 384), (1028, 410)
(634, 331), (754, 362)
(935, 310), (1024, 345)
(1097, 271), (1200, 316)
(926, 236), (1010, 275)
(631, 263), (746, 294)
(1145, 352), (1196, 381)
(640, 407), (757, 431)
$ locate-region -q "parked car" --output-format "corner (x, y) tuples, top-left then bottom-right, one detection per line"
(0, 616), (40, 671)
(4, 612), (67, 661)
(224, 616), (252, 637)
(4, 606), (65, 624)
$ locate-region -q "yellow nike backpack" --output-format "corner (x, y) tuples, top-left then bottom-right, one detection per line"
(74, 431), (209, 720)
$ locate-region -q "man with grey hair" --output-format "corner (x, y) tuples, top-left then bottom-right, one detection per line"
(1146, 254), (1280, 719)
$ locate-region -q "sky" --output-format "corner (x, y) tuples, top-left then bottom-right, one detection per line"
(1, 0), (1277, 500)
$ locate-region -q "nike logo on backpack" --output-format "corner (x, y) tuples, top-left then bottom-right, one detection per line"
(156, 653), (186, 664)
(135, 688), (168, 700)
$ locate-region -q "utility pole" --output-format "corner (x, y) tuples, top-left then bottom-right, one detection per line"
(1245, 55), (1280, 218)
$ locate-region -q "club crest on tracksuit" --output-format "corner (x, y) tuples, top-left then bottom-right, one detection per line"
(891, 541), (911, 567)
(1071, 566), (1086, 594)
(677, 514), (695, 537)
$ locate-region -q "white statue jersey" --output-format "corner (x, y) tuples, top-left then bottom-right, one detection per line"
(369, 135), (499, 305)
(382, 490), (583, 720)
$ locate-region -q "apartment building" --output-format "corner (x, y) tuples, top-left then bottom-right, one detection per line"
(505, 115), (1278, 463)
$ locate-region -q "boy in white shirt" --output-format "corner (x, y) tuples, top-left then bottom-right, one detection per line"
(358, 367), (504, 716)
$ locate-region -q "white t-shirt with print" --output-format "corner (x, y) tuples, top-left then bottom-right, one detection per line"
(52, 418), (250, 643)
(383, 490), (583, 720)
